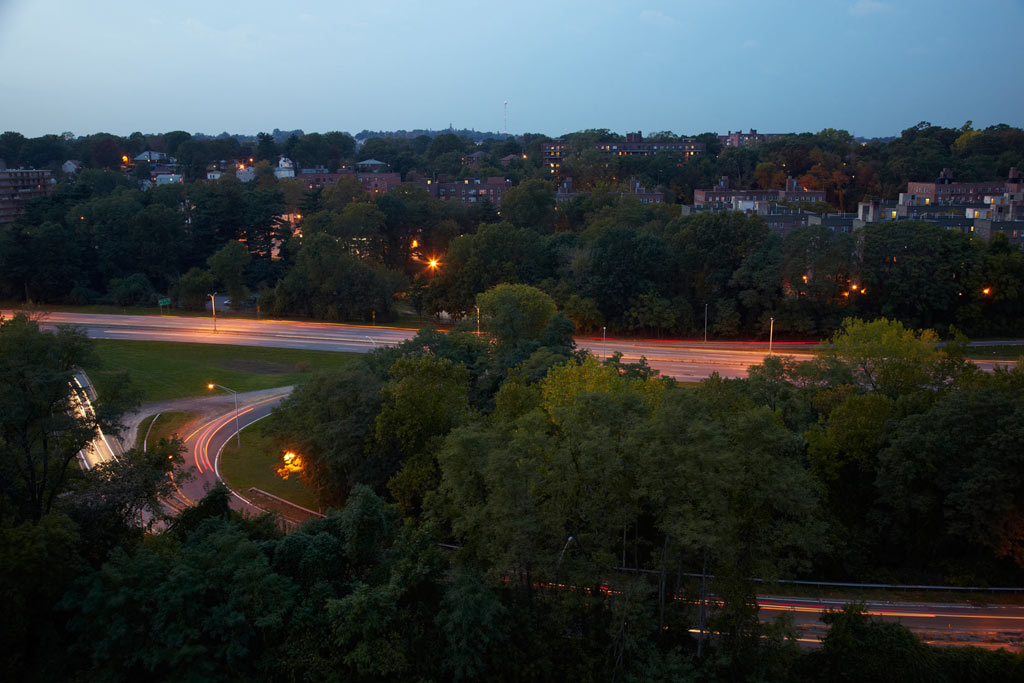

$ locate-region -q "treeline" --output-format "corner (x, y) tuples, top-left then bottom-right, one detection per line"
(5, 309), (1024, 681)
(428, 204), (1024, 339)
(6, 122), (1024, 208)
(4, 165), (1024, 339)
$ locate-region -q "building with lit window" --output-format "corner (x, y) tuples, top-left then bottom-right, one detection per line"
(905, 167), (1024, 204)
(694, 176), (824, 205)
(717, 129), (784, 148)
(540, 131), (705, 174)
(414, 175), (512, 204)
(0, 167), (53, 224)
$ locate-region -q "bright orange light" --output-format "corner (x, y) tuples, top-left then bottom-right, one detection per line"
(801, 275), (808, 283)
(411, 239), (419, 248)
(850, 284), (859, 291)
(276, 451), (304, 480)
(207, 383), (214, 390)
(428, 259), (439, 270)
(121, 155), (128, 163)
(982, 287), (991, 295)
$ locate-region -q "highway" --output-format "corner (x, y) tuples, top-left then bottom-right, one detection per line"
(18, 310), (825, 380)
(43, 310), (1019, 648)
(157, 388), (323, 526)
(758, 595), (1024, 650)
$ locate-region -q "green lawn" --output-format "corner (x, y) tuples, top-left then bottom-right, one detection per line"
(967, 345), (1024, 362)
(219, 425), (318, 511)
(86, 340), (358, 402)
(134, 411), (197, 450)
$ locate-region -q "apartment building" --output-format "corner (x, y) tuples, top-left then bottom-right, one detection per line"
(0, 167), (53, 224)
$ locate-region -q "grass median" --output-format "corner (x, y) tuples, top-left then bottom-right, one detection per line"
(134, 411), (197, 450)
(219, 423), (318, 512)
(85, 339), (358, 403)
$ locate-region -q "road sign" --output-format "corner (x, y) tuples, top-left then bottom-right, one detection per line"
(158, 297), (171, 306)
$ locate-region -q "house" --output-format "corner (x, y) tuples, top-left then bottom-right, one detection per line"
(274, 156), (295, 179)
(134, 151), (168, 163)
(500, 154), (521, 167)
(155, 174), (183, 186)
(61, 160), (83, 175)
(462, 151), (486, 167)
(356, 159), (387, 170)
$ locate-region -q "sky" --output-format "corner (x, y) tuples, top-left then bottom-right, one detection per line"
(1, 0), (1022, 140)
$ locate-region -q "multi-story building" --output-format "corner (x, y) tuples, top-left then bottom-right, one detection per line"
(0, 167), (53, 224)
(694, 176), (825, 205)
(681, 200), (813, 236)
(905, 167), (1023, 204)
(295, 167), (403, 195)
(718, 129), (783, 148)
(540, 131), (705, 174)
(414, 175), (512, 205)
(555, 176), (665, 205)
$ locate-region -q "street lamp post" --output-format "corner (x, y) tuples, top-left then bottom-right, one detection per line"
(602, 326), (607, 360)
(768, 317), (775, 356)
(476, 306), (480, 336)
(704, 303), (708, 343)
(207, 383), (240, 447)
(209, 293), (217, 332)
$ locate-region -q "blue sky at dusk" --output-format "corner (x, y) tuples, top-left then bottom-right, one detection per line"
(1, 0), (1021, 139)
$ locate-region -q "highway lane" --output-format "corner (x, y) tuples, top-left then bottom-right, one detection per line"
(758, 596), (1024, 650)
(17, 311), (827, 380)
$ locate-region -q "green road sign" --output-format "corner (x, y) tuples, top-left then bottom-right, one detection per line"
(158, 298), (171, 306)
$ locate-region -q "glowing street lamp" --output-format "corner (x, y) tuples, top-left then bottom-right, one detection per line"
(207, 383), (240, 448)
(209, 293), (217, 332)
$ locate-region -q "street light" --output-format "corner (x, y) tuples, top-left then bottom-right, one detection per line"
(768, 317), (775, 356)
(207, 383), (240, 448)
(209, 292), (217, 332)
(602, 326), (607, 360)
(476, 306), (480, 336)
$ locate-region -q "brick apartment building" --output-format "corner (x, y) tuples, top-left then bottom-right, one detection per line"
(905, 167), (1024, 204)
(555, 176), (665, 205)
(0, 167), (53, 224)
(717, 129), (783, 148)
(541, 131), (705, 174)
(694, 176), (825, 205)
(413, 175), (513, 205)
(296, 167), (403, 195)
